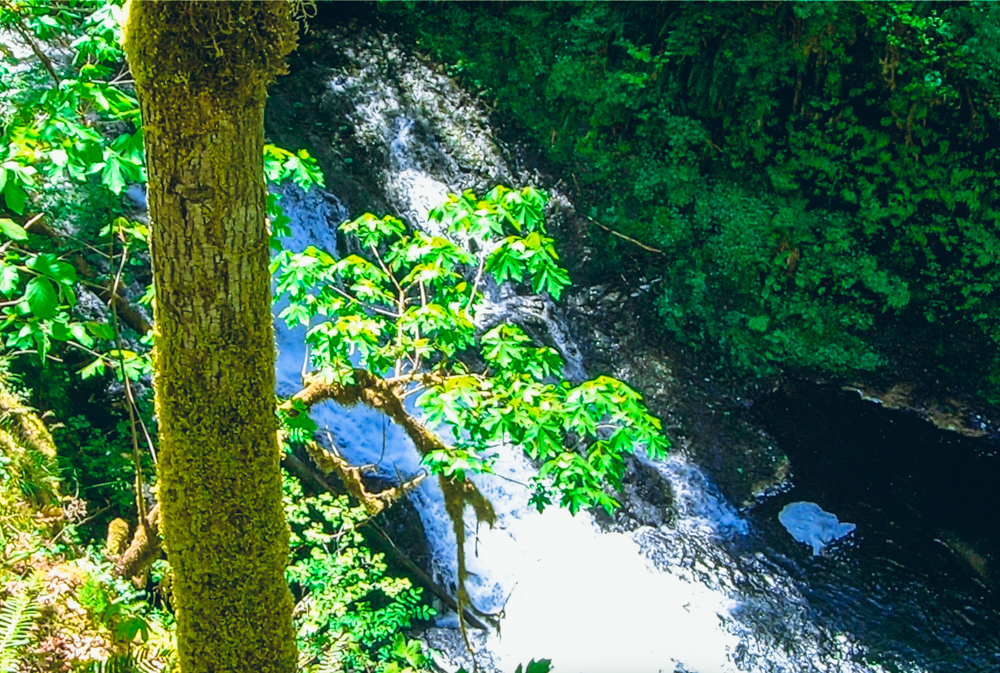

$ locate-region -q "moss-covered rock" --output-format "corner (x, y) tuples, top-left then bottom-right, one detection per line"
(1, 384), (62, 515)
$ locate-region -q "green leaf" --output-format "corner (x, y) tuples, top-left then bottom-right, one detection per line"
(0, 218), (28, 241)
(26, 254), (77, 286)
(85, 321), (115, 341)
(278, 301), (312, 328)
(3, 183), (27, 215)
(0, 584), (41, 658)
(523, 659), (553, 673)
(391, 634), (426, 668)
(481, 324), (531, 369)
(49, 321), (73, 341)
(486, 242), (527, 284)
(79, 358), (107, 379)
(69, 322), (94, 347)
(24, 276), (58, 319)
(101, 154), (128, 194)
(0, 263), (19, 295)
(530, 259), (570, 300)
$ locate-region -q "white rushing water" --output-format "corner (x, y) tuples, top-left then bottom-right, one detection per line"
(265, 29), (901, 670)
(272, 181), (754, 673)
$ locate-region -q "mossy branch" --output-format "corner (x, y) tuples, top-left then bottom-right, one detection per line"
(110, 504), (161, 584)
(279, 368), (499, 648)
(279, 447), (492, 632)
(282, 432), (426, 517)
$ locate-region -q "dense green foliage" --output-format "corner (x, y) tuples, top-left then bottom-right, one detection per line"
(273, 185), (668, 514)
(1, 2), (438, 670)
(1, 0), (140, 371)
(282, 471), (434, 673)
(393, 1), (1000, 398)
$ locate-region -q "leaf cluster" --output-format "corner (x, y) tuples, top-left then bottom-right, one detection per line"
(273, 185), (562, 384)
(2, 0), (143, 207)
(70, 552), (176, 671)
(282, 471), (434, 673)
(274, 185), (668, 514)
(1, 226), (86, 357)
(53, 412), (153, 524)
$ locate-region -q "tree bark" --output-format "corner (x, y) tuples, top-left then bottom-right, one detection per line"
(123, 3), (298, 672)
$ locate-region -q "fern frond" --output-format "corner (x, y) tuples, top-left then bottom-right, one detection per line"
(314, 632), (350, 673)
(134, 644), (174, 673)
(82, 645), (174, 673)
(315, 648), (344, 673)
(0, 587), (41, 673)
(82, 651), (139, 673)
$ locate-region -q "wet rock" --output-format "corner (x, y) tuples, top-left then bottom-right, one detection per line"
(267, 26), (521, 225)
(778, 502), (856, 556)
(595, 455), (674, 531)
(416, 626), (500, 673)
(841, 381), (1000, 440)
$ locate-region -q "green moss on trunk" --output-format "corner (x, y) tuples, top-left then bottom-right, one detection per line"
(123, 3), (298, 672)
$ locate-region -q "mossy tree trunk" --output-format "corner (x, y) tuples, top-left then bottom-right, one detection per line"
(123, 3), (298, 672)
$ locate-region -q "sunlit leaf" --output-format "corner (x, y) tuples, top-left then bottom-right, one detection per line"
(0, 263), (20, 295)
(24, 276), (58, 319)
(0, 218), (28, 241)
(3, 183), (27, 215)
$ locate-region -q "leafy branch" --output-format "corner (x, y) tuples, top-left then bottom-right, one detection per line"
(273, 185), (669, 646)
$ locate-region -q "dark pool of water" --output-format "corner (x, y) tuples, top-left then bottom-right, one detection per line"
(750, 382), (1000, 672)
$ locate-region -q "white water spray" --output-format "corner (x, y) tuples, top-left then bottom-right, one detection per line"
(272, 182), (750, 673)
(266, 27), (901, 671)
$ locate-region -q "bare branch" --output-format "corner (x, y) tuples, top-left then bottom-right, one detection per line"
(585, 215), (662, 254)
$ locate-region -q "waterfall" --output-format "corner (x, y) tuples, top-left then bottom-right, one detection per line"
(263, 24), (1000, 673)
(271, 217), (741, 671)
(269, 184), (884, 673)
(271, 150), (754, 668)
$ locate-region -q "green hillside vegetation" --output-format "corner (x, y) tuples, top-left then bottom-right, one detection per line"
(392, 1), (1000, 400)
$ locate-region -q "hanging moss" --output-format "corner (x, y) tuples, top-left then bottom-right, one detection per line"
(0, 385), (61, 509)
(123, 0), (298, 107)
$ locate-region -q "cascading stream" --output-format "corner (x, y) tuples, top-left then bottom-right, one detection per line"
(263, 25), (1000, 673)
(270, 184), (898, 673)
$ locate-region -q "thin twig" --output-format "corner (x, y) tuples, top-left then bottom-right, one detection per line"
(463, 253), (487, 317)
(108, 233), (150, 534)
(136, 412), (156, 467)
(300, 342), (311, 388)
(10, 19), (59, 85)
(328, 284), (398, 318)
(586, 216), (662, 254)
(369, 242), (403, 295)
